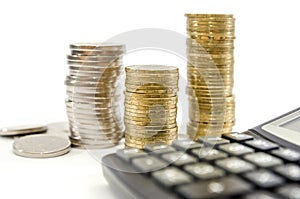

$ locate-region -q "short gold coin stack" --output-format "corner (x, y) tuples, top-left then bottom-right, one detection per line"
(124, 65), (179, 149)
(65, 43), (125, 148)
(185, 14), (236, 139)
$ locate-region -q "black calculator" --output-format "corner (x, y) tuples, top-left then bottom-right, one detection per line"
(102, 108), (300, 199)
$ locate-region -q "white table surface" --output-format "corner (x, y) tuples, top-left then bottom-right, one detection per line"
(0, 135), (120, 199)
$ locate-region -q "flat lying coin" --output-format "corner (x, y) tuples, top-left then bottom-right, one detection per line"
(13, 134), (71, 158)
(0, 124), (47, 136)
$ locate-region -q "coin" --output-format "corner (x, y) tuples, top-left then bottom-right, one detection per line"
(186, 13), (235, 139)
(126, 65), (178, 74)
(65, 43), (125, 147)
(70, 43), (125, 51)
(13, 134), (71, 158)
(0, 124), (47, 136)
(71, 49), (124, 56)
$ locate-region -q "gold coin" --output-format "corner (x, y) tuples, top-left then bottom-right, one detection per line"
(125, 83), (178, 90)
(125, 73), (179, 79)
(125, 125), (178, 133)
(124, 115), (176, 123)
(185, 13), (234, 17)
(126, 65), (178, 74)
(125, 105), (177, 113)
(124, 111), (177, 119)
(125, 134), (176, 143)
(124, 118), (176, 126)
(124, 101), (177, 109)
(125, 79), (178, 87)
(125, 122), (177, 130)
(125, 92), (177, 99)
(126, 95), (177, 101)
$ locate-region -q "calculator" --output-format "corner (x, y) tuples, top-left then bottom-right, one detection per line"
(102, 107), (300, 199)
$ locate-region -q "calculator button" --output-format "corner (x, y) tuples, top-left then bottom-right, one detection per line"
(198, 136), (230, 146)
(132, 156), (168, 173)
(144, 143), (176, 155)
(244, 152), (283, 168)
(161, 152), (197, 166)
(191, 148), (228, 161)
(274, 164), (300, 181)
(184, 163), (225, 180)
(215, 157), (256, 174)
(172, 139), (203, 151)
(271, 148), (300, 162)
(218, 143), (254, 156)
(116, 148), (147, 162)
(177, 175), (253, 199)
(243, 169), (285, 188)
(243, 191), (282, 199)
(222, 132), (254, 142)
(276, 184), (300, 199)
(152, 167), (192, 187)
(245, 139), (279, 151)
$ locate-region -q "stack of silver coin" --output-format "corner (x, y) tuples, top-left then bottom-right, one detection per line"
(65, 43), (125, 148)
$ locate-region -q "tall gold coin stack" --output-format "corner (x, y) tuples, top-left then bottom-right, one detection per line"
(185, 14), (236, 139)
(65, 43), (125, 148)
(124, 65), (179, 149)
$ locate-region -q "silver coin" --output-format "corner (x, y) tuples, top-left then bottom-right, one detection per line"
(68, 116), (122, 124)
(66, 107), (121, 116)
(13, 134), (71, 158)
(68, 70), (122, 77)
(65, 101), (120, 109)
(70, 43), (125, 51)
(71, 49), (124, 56)
(67, 94), (122, 101)
(65, 106), (120, 115)
(67, 114), (122, 122)
(70, 121), (124, 131)
(67, 55), (121, 62)
(67, 60), (122, 67)
(79, 132), (123, 140)
(66, 109), (121, 118)
(69, 135), (120, 145)
(71, 130), (123, 139)
(0, 124), (47, 136)
(66, 86), (122, 94)
(66, 97), (121, 104)
(68, 64), (122, 71)
(68, 120), (123, 129)
(66, 90), (120, 97)
(65, 79), (120, 87)
(66, 75), (121, 83)
(69, 139), (119, 149)
(71, 127), (124, 135)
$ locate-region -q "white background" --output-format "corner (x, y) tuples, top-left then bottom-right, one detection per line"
(0, 0), (299, 199)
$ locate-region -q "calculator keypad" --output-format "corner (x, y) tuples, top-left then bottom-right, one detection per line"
(106, 132), (300, 199)
(218, 143), (254, 156)
(177, 176), (253, 199)
(152, 167), (193, 187)
(244, 152), (283, 168)
(243, 169), (285, 188)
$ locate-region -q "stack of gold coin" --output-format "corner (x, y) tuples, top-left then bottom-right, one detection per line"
(124, 65), (179, 149)
(65, 43), (125, 148)
(185, 14), (236, 139)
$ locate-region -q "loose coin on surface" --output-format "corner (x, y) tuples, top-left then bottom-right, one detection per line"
(0, 124), (47, 136)
(13, 134), (71, 158)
